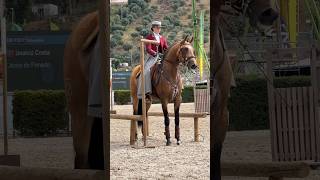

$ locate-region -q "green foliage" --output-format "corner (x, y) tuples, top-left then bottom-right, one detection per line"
(110, 37), (118, 48)
(181, 86), (194, 102)
(111, 24), (125, 31)
(143, 16), (152, 23)
(114, 90), (131, 105)
(123, 44), (133, 51)
(151, 5), (158, 10)
(184, 28), (193, 35)
(13, 90), (67, 136)
(121, 18), (130, 26)
(170, 0), (185, 11)
(112, 30), (124, 36)
(127, 15), (134, 23)
(130, 5), (142, 15)
(112, 34), (122, 42)
(228, 75), (311, 131)
(139, 28), (149, 37)
(135, 26), (143, 31)
(118, 7), (129, 18)
(131, 32), (139, 38)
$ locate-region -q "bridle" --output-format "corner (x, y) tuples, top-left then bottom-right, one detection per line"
(177, 43), (196, 66)
(154, 40), (196, 100)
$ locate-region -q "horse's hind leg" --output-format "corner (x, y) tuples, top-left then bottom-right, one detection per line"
(161, 101), (171, 146)
(174, 96), (182, 145)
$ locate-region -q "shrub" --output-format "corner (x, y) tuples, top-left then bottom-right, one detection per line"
(135, 26), (143, 32)
(13, 90), (67, 136)
(123, 44), (133, 51)
(110, 37), (118, 48)
(228, 75), (311, 131)
(111, 24), (125, 31)
(121, 18), (130, 26)
(114, 90), (131, 105)
(127, 15), (134, 23)
(131, 32), (139, 38)
(139, 28), (149, 37)
(112, 30), (124, 36)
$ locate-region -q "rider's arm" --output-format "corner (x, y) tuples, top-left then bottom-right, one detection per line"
(145, 34), (157, 57)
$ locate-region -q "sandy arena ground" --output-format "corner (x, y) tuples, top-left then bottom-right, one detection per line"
(0, 103), (319, 179)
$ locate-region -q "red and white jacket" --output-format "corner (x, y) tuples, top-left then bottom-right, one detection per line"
(145, 33), (168, 57)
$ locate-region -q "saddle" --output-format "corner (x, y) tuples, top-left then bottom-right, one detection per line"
(135, 54), (163, 79)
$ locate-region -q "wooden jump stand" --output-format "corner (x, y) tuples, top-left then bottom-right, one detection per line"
(129, 38), (159, 147)
(125, 38), (208, 146)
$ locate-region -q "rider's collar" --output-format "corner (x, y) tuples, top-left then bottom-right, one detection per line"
(153, 32), (161, 37)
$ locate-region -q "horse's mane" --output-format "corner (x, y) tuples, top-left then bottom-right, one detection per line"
(162, 41), (180, 62)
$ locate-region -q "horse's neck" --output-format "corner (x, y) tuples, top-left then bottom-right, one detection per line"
(163, 45), (179, 79)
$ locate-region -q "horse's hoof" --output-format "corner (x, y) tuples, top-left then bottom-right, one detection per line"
(177, 140), (181, 145)
(166, 141), (171, 146)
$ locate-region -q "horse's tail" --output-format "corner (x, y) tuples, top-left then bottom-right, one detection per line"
(130, 65), (143, 127)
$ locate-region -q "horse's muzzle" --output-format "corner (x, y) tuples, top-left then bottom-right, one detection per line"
(191, 64), (198, 70)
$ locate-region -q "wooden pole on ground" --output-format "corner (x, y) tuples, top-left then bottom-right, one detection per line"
(98, 0), (109, 177)
(221, 161), (310, 179)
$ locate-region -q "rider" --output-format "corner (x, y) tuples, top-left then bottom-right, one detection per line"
(137, 20), (168, 99)
(145, 21), (168, 59)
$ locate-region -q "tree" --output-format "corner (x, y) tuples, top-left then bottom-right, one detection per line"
(127, 15), (134, 23)
(139, 28), (149, 37)
(123, 44), (133, 51)
(130, 5), (141, 15)
(121, 18), (130, 26)
(131, 32), (139, 38)
(110, 37), (118, 48)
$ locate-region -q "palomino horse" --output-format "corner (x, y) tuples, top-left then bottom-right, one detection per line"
(212, 0), (278, 179)
(130, 36), (197, 146)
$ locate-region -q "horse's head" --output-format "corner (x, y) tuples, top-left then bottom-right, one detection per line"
(247, 0), (278, 33)
(176, 36), (197, 70)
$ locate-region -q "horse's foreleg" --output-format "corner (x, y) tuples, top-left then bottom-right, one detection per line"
(161, 101), (171, 146)
(174, 96), (181, 145)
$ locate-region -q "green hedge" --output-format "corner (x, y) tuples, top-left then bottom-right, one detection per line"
(13, 90), (67, 137)
(12, 76), (311, 136)
(113, 86), (195, 105)
(228, 75), (310, 131)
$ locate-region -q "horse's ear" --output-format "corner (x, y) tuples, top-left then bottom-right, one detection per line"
(181, 35), (189, 44)
(188, 36), (194, 44)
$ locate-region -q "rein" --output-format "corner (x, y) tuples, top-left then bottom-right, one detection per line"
(152, 42), (194, 100)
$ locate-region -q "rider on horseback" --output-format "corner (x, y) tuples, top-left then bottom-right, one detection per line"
(137, 20), (168, 99)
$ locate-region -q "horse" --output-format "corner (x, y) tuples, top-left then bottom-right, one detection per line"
(130, 36), (197, 146)
(64, 11), (103, 169)
(211, 0), (278, 179)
